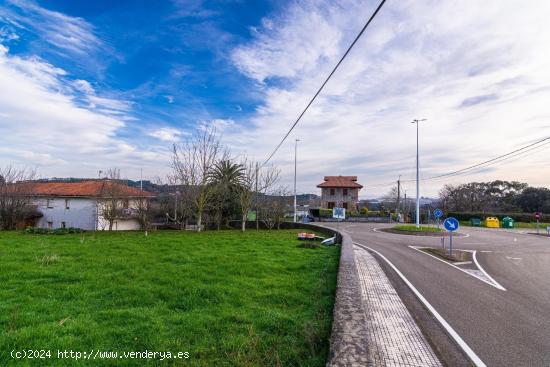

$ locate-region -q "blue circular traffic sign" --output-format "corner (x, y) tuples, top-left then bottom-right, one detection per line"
(443, 217), (459, 232)
(434, 209), (443, 219)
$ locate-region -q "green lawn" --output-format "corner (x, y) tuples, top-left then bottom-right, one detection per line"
(0, 230), (340, 366)
(392, 225), (443, 233)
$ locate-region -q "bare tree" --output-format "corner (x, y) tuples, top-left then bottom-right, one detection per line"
(236, 161), (280, 232)
(261, 186), (291, 230)
(170, 125), (226, 231)
(135, 197), (151, 230)
(0, 166), (36, 230)
(237, 161), (257, 232)
(98, 168), (125, 231)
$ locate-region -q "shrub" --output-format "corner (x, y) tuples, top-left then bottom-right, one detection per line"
(25, 227), (84, 235)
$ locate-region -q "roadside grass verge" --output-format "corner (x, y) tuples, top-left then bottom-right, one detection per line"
(0, 230), (340, 366)
(459, 220), (550, 229)
(392, 225), (444, 233)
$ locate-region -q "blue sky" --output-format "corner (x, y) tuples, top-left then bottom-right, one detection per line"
(1, 0), (549, 197)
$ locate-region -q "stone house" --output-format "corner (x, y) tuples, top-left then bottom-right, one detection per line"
(317, 176), (363, 212)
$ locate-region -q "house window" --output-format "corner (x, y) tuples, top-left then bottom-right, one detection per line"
(328, 202), (335, 209)
(46, 199), (53, 209)
(343, 188), (348, 196)
(343, 202), (348, 209)
(123, 199), (129, 209)
(47, 221), (53, 229)
(329, 188), (335, 196)
(65, 199), (70, 210)
(61, 222), (66, 228)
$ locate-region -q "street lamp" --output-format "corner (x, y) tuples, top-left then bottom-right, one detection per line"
(294, 139), (300, 222)
(411, 118), (427, 228)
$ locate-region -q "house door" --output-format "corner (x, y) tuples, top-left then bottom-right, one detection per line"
(343, 202), (348, 209)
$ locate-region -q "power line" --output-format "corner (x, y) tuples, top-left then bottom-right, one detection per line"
(363, 135), (550, 190)
(261, 0), (387, 167)
(403, 135), (550, 183)
(423, 140), (550, 182)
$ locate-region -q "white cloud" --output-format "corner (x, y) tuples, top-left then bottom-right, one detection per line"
(229, 0), (550, 196)
(231, 2), (342, 82)
(0, 43), (164, 177)
(166, 95), (175, 103)
(148, 127), (185, 142)
(4, 0), (104, 55)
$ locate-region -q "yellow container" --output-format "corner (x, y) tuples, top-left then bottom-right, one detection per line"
(485, 217), (500, 228)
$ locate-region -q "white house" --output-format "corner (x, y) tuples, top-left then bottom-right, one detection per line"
(25, 180), (153, 230)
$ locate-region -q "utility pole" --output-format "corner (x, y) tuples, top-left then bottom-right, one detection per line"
(411, 118), (427, 228)
(255, 162), (259, 230)
(293, 139), (300, 222)
(396, 175), (401, 218)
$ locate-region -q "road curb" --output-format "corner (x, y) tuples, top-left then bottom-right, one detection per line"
(306, 224), (370, 366)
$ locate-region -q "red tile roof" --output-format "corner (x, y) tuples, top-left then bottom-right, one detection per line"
(317, 176), (363, 189)
(20, 181), (153, 198)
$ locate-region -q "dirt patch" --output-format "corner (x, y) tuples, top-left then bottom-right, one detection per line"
(422, 247), (471, 263)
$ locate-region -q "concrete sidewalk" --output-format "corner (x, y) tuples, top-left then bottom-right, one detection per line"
(355, 245), (442, 367)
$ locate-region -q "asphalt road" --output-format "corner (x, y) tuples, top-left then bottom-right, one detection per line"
(325, 222), (550, 367)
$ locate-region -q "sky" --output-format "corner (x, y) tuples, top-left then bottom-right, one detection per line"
(0, 0), (549, 198)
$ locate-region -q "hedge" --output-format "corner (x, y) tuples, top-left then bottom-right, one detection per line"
(25, 227), (85, 235)
(447, 212), (550, 223)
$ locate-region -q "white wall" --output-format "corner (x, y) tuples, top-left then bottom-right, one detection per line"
(34, 197), (145, 231)
(34, 197), (97, 230)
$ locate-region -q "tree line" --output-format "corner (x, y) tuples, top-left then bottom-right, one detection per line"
(439, 180), (550, 213)
(166, 125), (290, 231)
(0, 125), (291, 231)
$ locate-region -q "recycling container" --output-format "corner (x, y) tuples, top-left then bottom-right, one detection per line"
(470, 218), (481, 226)
(502, 216), (514, 228)
(485, 217), (500, 228)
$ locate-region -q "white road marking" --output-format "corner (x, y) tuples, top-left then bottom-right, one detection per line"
(354, 242), (487, 367)
(471, 251), (507, 291)
(409, 246), (506, 291)
(453, 261), (473, 266)
(505, 256), (522, 261)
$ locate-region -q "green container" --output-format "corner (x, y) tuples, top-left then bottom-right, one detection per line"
(470, 218), (481, 226)
(502, 216), (514, 228)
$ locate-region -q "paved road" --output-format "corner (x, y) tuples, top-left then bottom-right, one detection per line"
(325, 222), (550, 367)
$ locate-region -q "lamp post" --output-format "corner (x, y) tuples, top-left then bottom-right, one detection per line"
(294, 139), (300, 222)
(411, 118), (427, 228)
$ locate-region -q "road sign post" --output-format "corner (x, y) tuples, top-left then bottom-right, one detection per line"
(434, 209), (443, 230)
(535, 212), (541, 234)
(333, 207), (346, 233)
(443, 217), (459, 257)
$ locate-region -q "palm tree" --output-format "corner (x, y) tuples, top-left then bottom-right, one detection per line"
(209, 160), (245, 228)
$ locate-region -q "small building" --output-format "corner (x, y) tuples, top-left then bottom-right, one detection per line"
(316, 176), (363, 211)
(24, 180), (153, 230)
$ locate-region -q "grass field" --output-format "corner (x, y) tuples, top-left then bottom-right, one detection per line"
(392, 225), (443, 233)
(0, 230), (340, 366)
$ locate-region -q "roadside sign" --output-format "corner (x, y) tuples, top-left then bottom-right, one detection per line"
(332, 207), (346, 220)
(443, 217), (459, 232)
(443, 217), (459, 257)
(535, 212), (542, 234)
(434, 209), (443, 219)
